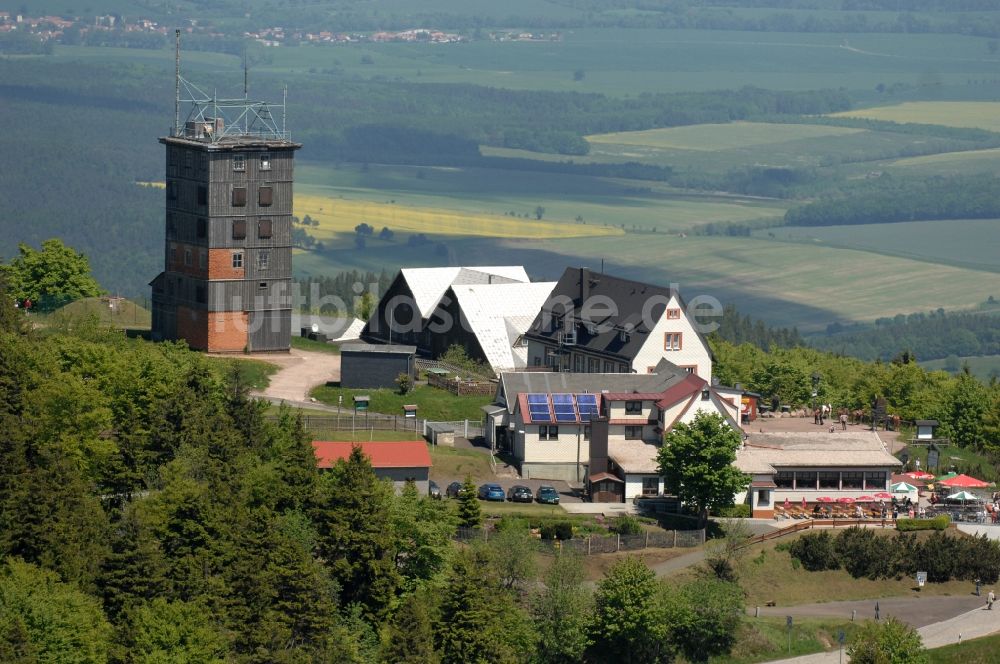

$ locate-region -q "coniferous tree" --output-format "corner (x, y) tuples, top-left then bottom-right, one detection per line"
(532, 551), (592, 664)
(457, 475), (482, 529)
(313, 445), (401, 620)
(380, 590), (440, 664)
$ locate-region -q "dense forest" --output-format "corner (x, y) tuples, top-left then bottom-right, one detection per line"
(808, 306), (1000, 362)
(785, 174), (1000, 227)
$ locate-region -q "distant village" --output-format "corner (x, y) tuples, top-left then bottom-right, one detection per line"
(0, 12), (560, 48)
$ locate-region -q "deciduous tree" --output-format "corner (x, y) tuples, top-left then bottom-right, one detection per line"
(588, 557), (670, 664)
(1, 238), (102, 308)
(847, 617), (928, 664)
(657, 412), (748, 527)
(532, 551), (592, 664)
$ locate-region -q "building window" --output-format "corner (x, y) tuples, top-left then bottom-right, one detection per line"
(680, 365), (697, 375)
(167, 181), (177, 200)
(818, 471), (839, 490)
(584, 426), (591, 441)
(666, 308), (681, 320)
(775, 471), (794, 489)
(619, 330), (630, 342)
(258, 281), (268, 290)
(166, 214), (176, 236)
(195, 286), (206, 304)
(170, 246), (177, 264)
(642, 477), (659, 496)
(603, 361), (614, 373)
(184, 151), (192, 171)
(259, 153), (271, 170)
(625, 426), (643, 440)
(588, 358), (601, 373)
(258, 186), (273, 207)
(196, 217), (207, 239)
(757, 489), (770, 506)
(573, 354), (585, 372)
(796, 471), (817, 490)
(533, 357), (541, 367)
(864, 471), (886, 490)
(701, 389), (711, 401)
(232, 252), (243, 269)
(257, 250), (269, 270)
(647, 366), (656, 374)
(199, 153), (208, 173)
(232, 218), (247, 240)
(664, 332), (682, 351)
(183, 248), (192, 267)
(539, 425), (559, 441)
(197, 186), (207, 207)
(232, 187), (247, 207)
(625, 401), (642, 414)
(199, 250), (207, 269)
(233, 154), (246, 172)
(842, 471), (863, 490)
(258, 218), (273, 239)
(618, 363), (628, 373)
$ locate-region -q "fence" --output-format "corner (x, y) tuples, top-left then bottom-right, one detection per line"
(415, 357), (494, 381)
(275, 413), (484, 440)
(426, 371), (496, 397)
(454, 527), (705, 554)
(423, 420), (484, 440)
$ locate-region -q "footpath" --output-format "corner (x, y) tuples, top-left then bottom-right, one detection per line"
(763, 596), (1000, 663)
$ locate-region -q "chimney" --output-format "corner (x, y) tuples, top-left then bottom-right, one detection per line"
(588, 416), (610, 474)
(579, 266), (590, 304)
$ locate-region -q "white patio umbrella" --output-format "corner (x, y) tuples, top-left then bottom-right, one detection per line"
(946, 490), (978, 503)
(890, 481), (918, 493)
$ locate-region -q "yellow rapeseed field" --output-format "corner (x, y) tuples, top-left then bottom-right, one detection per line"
(294, 195), (623, 240)
(830, 102), (1000, 132)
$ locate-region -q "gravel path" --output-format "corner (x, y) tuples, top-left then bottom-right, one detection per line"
(249, 349), (340, 403)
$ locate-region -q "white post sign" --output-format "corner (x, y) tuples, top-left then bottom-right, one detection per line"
(916, 571), (927, 588)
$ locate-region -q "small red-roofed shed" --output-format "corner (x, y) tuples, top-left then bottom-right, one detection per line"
(313, 440), (432, 495)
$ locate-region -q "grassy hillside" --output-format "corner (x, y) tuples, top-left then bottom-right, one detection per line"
(43, 297), (152, 329)
(921, 355), (1000, 381)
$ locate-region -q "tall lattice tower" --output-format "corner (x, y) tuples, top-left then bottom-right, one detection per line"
(151, 32), (301, 352)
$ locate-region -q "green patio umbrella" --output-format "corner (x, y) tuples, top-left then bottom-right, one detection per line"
(890, 481), (917, 493)
(946, 490), (978, 502)
(935, 472), (958, 482)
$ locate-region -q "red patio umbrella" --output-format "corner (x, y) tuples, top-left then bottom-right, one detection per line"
(856, 495), (875, 502)
(784, 498), (791, 509)
(874, 492), (892, 499)
(816, 496), (834, 502)
(837, 497), (855, 504)
(905, 471), (935, 480)
(938, 474), (990, 489)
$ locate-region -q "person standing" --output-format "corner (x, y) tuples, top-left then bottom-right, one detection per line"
(840, 411), (848, 430)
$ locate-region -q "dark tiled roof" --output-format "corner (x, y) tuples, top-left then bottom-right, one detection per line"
(498, 365), (687, 413)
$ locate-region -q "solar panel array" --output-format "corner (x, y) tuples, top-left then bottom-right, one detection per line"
(525, 393), (600, 423)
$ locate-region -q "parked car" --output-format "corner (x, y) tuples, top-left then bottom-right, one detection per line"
(428, 480), (441, 500)
(478, 483), (506, 501)
(446, 481), (463, 499)
(536, 485), (560, 505)
(508, 485), (533, 503)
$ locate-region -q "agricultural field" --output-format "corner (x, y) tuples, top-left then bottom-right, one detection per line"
(832, 101), (1000, 132)
(760, 219), (1000, 272)
(885, 147), (1000, 178)
(921, 356), (1000, 382)
(586, 123), (864, 152)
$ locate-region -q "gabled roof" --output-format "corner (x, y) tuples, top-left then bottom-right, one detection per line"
(312, 441), (432, 470)
(400, 266), (529, 319)
(733, 432), (901, 474)
(524, 267), (713, 362)
(449, 281), (556, 372)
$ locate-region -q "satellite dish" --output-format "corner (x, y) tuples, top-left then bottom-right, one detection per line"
(311, 323), (319, 333)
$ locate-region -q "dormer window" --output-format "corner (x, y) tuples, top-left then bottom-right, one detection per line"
(701, 389), (711, 401)
(586, 323), (597, 335)
(619, 330), (630, 343)
(233, 154), (246, 172)
(259, 153), (271, 170)
(625, 400), (642, 414)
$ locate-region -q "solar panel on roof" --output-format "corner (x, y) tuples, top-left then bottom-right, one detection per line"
(552, 394), (573, 404)
(576, 394), (599, 421)
(527, 393), (548, 404)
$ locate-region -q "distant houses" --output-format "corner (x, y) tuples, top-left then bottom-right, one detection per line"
(313, 440), (432, 495)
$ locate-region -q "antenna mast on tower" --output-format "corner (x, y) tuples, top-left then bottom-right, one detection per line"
(174, 29), (181, 136)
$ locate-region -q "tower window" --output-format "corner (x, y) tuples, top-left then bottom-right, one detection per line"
(232, 218), (246, 240)
(184, 151), (192, 172)
(232, 252), (243, 269)
(258, 186), (273, 207)
(184, 249), (192, 267)
(195, 286), (206, 304)
(258, 219), (273, 239)
(167, 181), (177, 200)
(232, 187), (247, 207)
(257, 250), (270, 270)
(197, 186), (207, 207)
(233, 154), (246, 172)
(196, 218), (207, 239)
(199, 250), (207, 269)
(259, 153), (271, 170)
(258, 282), (268, 290)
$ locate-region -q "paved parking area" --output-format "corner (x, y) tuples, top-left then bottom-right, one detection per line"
(432, 476), (583, 504)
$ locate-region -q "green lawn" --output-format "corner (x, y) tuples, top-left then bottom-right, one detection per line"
(429, 446), (496, 482)
(41, 297), (152, 330)
(921, 355), (1000, 382)
(207, 358), (280, 391)
(290, 335), (341, 354)
(309, 384), (492, 421)
(928, 631), (1000, 663)
(587, 122), (863, 152)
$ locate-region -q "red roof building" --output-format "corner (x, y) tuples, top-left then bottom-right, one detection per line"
(312, 441), (433, 494)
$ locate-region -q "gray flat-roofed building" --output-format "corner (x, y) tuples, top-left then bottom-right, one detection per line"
(340, 343), (416, 389)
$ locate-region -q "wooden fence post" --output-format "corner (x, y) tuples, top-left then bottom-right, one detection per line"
(673, 530), (677, 547)
(617, 533), (620, 552)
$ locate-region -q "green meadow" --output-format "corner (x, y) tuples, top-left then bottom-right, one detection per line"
(921, 355), (1000, 381)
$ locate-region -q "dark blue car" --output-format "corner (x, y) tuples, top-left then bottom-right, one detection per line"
(478, 483), (506, 501)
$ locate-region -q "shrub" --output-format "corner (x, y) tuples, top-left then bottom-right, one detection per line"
(395, 372), (413, 395)
(540, 522), (573, 540)
(896, 515), (949, 531)
(539, 524), (557, 540)
(836, 527), (891, 579)
(713, 504), (751, 518)
(611, 514), (643, 536)
(495, 516), (529, 533)
(788, 531), (840, 572)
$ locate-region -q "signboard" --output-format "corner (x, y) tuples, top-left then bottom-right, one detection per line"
(403, 405), (417, 419)
(837, 630), (846, 645)
(353, 396), (369, 412)
(927, 446), (939, 470)
(741, 396), (750, 414)
(916, 571), (927, 588)
(786, 616), (793, 628)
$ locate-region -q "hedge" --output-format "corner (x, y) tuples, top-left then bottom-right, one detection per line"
(713, 505), (751, 518)
(896, 515), (950, 532)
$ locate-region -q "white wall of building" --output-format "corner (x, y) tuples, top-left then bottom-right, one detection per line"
(631, 295), (712, 383)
